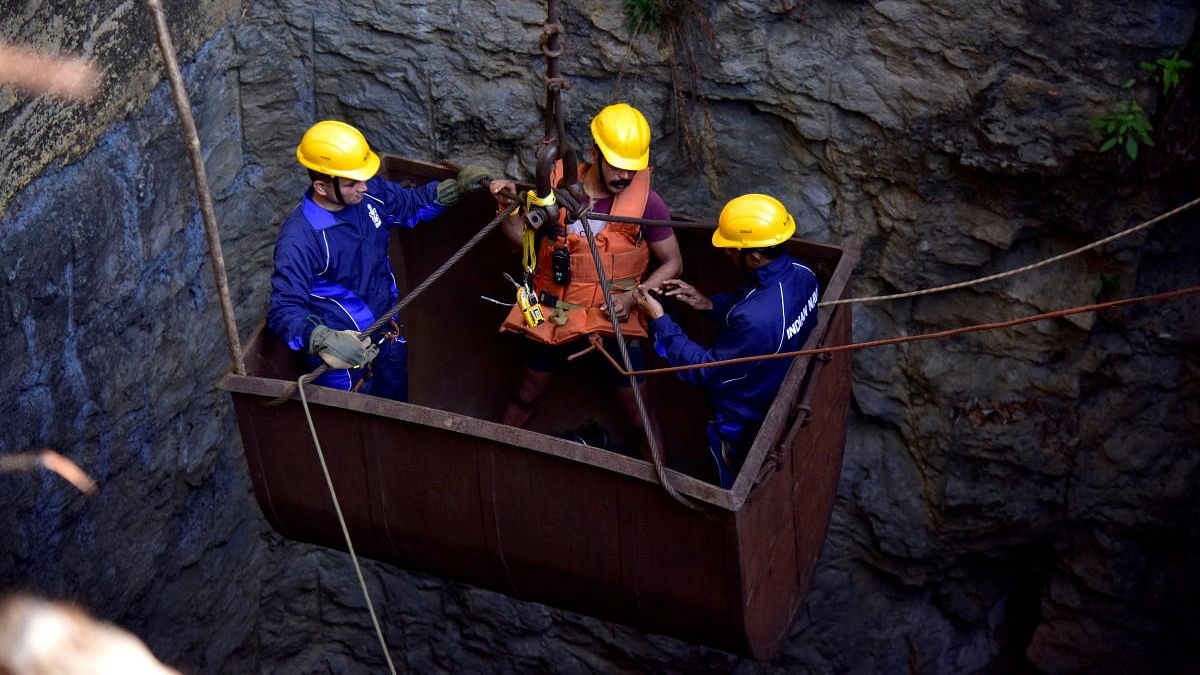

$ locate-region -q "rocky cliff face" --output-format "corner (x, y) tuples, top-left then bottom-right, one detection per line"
(2, 1), (1197, 673)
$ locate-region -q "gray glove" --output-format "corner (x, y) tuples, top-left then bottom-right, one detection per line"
(309, 325), (378, 369)
(435, 164), (493, 206)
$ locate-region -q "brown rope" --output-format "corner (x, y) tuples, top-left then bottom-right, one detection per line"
(594, 286), (1200, 378)
(146, 0), (245, 375)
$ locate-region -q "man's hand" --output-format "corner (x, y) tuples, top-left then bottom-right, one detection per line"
(436, 165), (495, 207)
(632, 285), (665, 320)
(456, 164), (493, 192)
(309, 326), (378, 369)
(600, 291), (635, 322)
(488, 178), (518, 212)
(435, 178), (461, 207)
(658, 279), (713, 311)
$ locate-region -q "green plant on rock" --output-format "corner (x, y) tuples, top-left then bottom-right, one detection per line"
(1090, 100), (1154, 160)
(625, 0), (665, 33)
(1139, 51), (1193, 95)
(1088, 48), (1193, 162)
(618, 0), (722, 185)
(1092, 273), (1121, 299)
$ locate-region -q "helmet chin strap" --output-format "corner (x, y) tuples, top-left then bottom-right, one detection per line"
(330, 175), (347, 206)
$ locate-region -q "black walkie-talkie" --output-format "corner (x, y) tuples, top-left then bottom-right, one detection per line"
(552, 226), (570, 285)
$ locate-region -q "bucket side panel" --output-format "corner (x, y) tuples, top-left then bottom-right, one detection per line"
(364, 416), (504, 588)
(483, 446), (627, 615)
(245, 399), (386, 558)
(792, 306), (852, 601)
(736, 445), (801, 659)
(617, 490), (740, 651)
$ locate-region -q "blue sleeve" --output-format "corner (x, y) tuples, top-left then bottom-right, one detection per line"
(267, 220), (321, 352)
(649, 310), (774, 388)
(708, 292), (737, 318)
(374, 178), (446, 228)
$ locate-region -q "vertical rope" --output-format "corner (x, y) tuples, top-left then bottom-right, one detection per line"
(298, 378), (399, 675)
(145, 0), (245, 375)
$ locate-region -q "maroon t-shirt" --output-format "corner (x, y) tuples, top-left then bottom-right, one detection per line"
(588, 190), (673, 242)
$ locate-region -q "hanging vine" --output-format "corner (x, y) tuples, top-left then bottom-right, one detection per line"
(624, 0), (722, 188)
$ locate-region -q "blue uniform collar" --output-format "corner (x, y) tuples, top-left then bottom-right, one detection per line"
(301, 189), (342, 231)
(748, 252), (796, 287)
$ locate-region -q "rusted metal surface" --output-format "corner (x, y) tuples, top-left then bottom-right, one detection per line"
(220, 156), (858, 658)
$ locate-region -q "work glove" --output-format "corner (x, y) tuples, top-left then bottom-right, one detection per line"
(435, 164), (493, 206)
(308, 325), (378, 370)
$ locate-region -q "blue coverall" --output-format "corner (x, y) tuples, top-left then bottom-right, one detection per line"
(648, 253), (820, 487)
(267, 177), (446, 401)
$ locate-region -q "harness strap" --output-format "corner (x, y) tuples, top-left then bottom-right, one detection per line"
(521, 226), (537, 275)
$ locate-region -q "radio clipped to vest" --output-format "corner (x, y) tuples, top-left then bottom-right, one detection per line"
(551, 243), (571, 285)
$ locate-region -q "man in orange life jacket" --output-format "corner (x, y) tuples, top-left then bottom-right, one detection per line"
(633, 194), (820, 488)
(498, 103), (683, 454)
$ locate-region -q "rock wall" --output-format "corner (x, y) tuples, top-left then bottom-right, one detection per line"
(1, 0), (1197, 673)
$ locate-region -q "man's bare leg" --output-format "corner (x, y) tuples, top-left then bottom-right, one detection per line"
(501, 367), (555, 428)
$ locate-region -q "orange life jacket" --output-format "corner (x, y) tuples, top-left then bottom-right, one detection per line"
(500, 161), (652, 343)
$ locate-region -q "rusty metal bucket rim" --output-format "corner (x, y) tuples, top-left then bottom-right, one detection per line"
(217, 370), (740, 509)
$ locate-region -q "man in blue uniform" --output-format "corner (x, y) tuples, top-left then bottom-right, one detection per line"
(268, 119), (503, 401)
(633, 194), (820, 488)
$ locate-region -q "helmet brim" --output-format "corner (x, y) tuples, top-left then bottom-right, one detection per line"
(295, 147), (381, 182)
(711, 221), (796, 249)
(337, 150), (380, 181)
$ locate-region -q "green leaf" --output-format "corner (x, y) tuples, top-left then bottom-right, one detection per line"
(1125, 136), (1138, 160)
(1100, 137), (1119, 152)
(1121, 78), (1136, 88)
(1140, 61), (1158, 72)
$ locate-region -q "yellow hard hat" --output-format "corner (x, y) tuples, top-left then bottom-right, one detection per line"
(590, 103), (651, 171)
(296, 120), (381, 181)
(713, 194), (797, 249)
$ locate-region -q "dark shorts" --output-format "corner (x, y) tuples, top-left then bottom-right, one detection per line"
(525, 336), (646, 386)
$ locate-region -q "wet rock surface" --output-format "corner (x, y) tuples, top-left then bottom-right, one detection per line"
(2, 0), (1198, 673)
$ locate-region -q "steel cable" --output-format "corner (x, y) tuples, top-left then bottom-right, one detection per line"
(579, 196), (1200, 308)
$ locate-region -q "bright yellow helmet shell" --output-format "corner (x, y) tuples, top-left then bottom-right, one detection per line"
(713, 194), (797, 249)
(590, 103), (651, 171)
(296, 120), (381, 181)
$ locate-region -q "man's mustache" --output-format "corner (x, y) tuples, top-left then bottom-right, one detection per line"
(609, 179), (632, 189)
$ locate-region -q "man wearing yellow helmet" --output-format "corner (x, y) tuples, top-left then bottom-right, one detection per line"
(268, 119), (509, 400)
(498, 103), (682, 458)
(632, 194), (820, 488)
